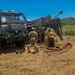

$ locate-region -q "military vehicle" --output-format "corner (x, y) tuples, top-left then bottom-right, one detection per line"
(27, 11), (63, 42)
(0, 10), (27, 50)
(0, 10), (63, 51)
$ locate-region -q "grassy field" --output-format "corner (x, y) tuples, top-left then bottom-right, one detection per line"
(0, 36), (75, 75)
(62, 25), (75, 35)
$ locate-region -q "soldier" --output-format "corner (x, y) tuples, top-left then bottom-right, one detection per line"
(47, 28), (56, 47)
(41, 26), (45, 43)
(45, 27), (51, 35)
(44, 27), (51, 46)
(28, 27), (38, 53)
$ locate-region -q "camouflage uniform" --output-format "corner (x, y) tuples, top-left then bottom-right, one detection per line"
(44, 28), (51, 46)
(45, 28), (50, 35)
(47, 29), (56, 47)
(28, 27), (38, 47)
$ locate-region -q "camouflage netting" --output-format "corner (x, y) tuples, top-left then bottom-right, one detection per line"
(27, 15), (52, 27)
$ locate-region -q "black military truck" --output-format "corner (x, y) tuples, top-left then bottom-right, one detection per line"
(0, 10), (27, 50)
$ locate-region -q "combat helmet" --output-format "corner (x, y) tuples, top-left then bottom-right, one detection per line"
(31, 27), (36, 31)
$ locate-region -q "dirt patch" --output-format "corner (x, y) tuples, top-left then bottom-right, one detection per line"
(0, 36), (75, 75)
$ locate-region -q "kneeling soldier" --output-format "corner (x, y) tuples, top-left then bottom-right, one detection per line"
(47, 28), (56, 47)
(28, 27), (38, 53)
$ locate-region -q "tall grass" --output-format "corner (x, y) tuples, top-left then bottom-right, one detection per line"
(62, 25), (75, 36)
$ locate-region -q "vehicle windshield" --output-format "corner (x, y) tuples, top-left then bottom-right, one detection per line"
(1, 14), (26, 24)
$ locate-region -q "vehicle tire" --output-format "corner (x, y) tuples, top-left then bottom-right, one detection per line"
(19, 40), (25, 53)
(15, 40), (25, 52)
(0, 42), (2, 50)
(16, 41), (24, 48)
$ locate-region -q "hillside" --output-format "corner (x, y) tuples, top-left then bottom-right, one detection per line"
(61, 17), (75, 25)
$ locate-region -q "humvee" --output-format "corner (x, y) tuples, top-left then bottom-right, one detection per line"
(0, 10), (27, 50)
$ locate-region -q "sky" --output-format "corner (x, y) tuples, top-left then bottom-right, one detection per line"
(0, 0), (75, 20)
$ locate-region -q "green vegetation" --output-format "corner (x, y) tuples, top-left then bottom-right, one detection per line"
(62, 25), (75, 35)
(61, 17), (75, 26)
(61, 17), (75, 35)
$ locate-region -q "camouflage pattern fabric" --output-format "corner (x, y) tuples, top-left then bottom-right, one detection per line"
(47, 30), (55, 47)
(28, 31), (38, 46)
